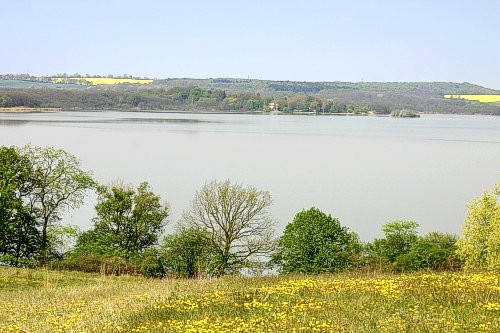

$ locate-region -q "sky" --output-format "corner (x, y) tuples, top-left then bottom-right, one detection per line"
(1, 0), (499, 89)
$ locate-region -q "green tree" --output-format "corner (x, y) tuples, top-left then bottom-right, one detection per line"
(79, 182), (170, 260)
(457, 183), (500, 270)
(47, 225), (80, 261)
(372, 220), (420, 263)
(0, 146), (39, 266)
(276, 207), (361, 274)
(22, 146), (95, 265)
(189, 86), (203, 104)
(183, 180), (275, 276)
(161, 227), (216, 278)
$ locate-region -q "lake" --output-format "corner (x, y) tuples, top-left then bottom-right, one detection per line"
(0, 111), (499, 240)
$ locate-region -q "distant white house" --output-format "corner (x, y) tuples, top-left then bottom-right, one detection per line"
(268, 101), (278, 110)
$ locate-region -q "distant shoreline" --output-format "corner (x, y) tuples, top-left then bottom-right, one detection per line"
(61, 109), (497, 117)
(0, 107), (61, 113)
(1, 108), (497, 117)
(60, 109), (393, 116)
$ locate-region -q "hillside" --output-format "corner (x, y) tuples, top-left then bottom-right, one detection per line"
(0, 79), (84, 90)
(1, 75), (500, 115)
(151, 78), (500, 96)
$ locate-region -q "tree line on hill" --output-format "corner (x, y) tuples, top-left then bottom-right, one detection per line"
(1, 80), (500, 115)
(0, 74), (147, 82)
(149, 78), (500, 115)
(151, 78), (500, 96)
(1, 145), (499, 277)
(5, 74), (498, 95)
(0, 87), (380, 114)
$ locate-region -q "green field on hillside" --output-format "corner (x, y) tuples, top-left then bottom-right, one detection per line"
(0, 79), (85, 90)
(0, 267), (498, 333)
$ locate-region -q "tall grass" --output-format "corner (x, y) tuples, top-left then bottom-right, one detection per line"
(0, 267), (498, 332)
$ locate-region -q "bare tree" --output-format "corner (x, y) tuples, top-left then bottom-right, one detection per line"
(183, 180), (275, 276)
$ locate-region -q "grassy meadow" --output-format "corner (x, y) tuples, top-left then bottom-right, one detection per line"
(444, 94), (500, 103)
(51, 78), (153, 85)
(0, 79), (84, 90)
(0, 267), (498, 333)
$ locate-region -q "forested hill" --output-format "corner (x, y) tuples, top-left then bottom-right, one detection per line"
(1, 75), (499, 115)
(153, 79), (500, 96)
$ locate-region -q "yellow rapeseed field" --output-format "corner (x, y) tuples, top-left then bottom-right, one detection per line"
(51, 78), (153, 85)
(444, 95), (500, 103)
(0, 267), (499, 333)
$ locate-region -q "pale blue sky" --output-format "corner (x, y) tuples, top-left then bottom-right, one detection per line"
(1, 0), (499, 88)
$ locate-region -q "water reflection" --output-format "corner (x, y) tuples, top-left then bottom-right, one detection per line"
(0, 111), (499, 240)
(0, 119), (29, 126)
(0, 117), (220, 125)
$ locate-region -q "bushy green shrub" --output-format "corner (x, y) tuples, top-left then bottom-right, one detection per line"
(137, 248), (165, 278)
(275, 208), (361, 274)
(371, 221), (420, 263)
(53, 250), (167, 277)
(366, 222), (460, 272)
(161, 227), (217, 278)
(51, 254), (140, 275)
(393, 232), (460, 272)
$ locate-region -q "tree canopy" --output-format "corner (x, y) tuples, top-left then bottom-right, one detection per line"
(457, 183), (500, 270)
(23, 146), (95, 264)
(275, 207), (361, 273)
(0, 147), (38, 266)
(161, 227), (216, 278)
(0, 145), (95, 266)
(75, 182), (170, 260)
(183, 180), (275, 276)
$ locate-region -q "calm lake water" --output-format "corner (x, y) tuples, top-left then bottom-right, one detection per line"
(1, 111), (499, 240)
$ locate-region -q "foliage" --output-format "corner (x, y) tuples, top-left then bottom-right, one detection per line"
(52, 254), (139, 275)
(74, 182), (170, 260)
(21, 145), (95, 264)
(58, 246), (169, 278)
(0, 146), (39, 267)
(457, 183), (500, 270)
(366, 222), (462, 273)
(3, 78), (500, 114)
(47, 225), (80, 261)
(137, 248), (165, 278)
(0, 145), (94, 266)
(183, 180), (275, 276)
(393, 232), (460, 272)
(1, 142), (498, 277)
(347, 104), (372, 114)
(371, 220), (420, 263)
(161, 227), (217, 278)
(275, 207), (361, 273)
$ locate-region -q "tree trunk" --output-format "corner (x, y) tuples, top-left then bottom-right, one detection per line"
(40, 218), (49, 266)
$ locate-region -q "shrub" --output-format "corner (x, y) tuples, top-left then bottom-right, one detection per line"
(52, 254), (140, 275)
(401, 232), (460, 271)
(161, 227), (217, 278)
(372, 221), (420, 263)
(137, 248), (165, 278)
(275, 207), (361, 273)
